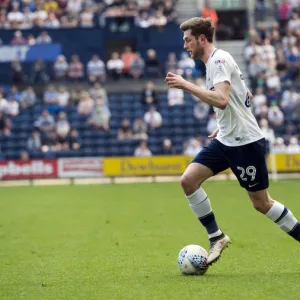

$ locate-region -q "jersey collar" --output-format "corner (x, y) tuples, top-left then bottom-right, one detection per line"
(206, 48), (218, 65)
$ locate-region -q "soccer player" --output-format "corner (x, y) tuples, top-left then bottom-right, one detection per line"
(165, 17), (300, 265)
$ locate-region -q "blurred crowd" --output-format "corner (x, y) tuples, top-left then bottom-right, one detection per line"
(0, 0), (300, 160)
(246, 0), (300, 153)
(0, 0), (177, 30)
(10, 38), (201, 84)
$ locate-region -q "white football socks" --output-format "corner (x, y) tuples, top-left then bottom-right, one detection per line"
(265, 201), (298, 233)
(186, 187), (222, 239)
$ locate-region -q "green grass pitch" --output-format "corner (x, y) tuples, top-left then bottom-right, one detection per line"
(0, 180), (299, 300)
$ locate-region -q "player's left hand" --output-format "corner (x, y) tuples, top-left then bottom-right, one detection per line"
(165, 72), (187, 89)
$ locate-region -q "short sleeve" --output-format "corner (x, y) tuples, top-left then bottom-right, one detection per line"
(211, 57), (232, 86)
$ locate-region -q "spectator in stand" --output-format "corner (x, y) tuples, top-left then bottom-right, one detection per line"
(68, 55), (84, 81)
(135, 11), (151, 28)
(286, 45), (299, 80)
(277, 0), (292, 32)
(34, 109), (55, 134)
(69, 128), (81, 150)
(141, 81), (157, 107)
(266, 70), (281, 91)
(252, 87), (267, 116)
(286, 137), (300, 153)
(87, 55), (106, 83)
(201, 0), (218, 26)
(261, 38), (276, 71)
(268, 105), (284, 129)
(0, 93), (8, 113)
(77, 91), (94, 116)
(80, 7), (95, 28)
(41, 131), (59, 153)
(163, 0), (177, 23)
(56, 111), (71, 150)
(67, 0), (83, 16)
(7, 5), (24, 29)
(31, 58), (49, 83)
(27, 34), (36, 45)
(178, 52), (196, 77)
(206, 113), (217, 136)
(89, 82), (108, 104)
(22, 7), (34, 29)
(259, 118), (275, 152)
(53, 55), (69, 81)
(280, 87), (299, 118)
(71, 87), (83, 105)
(282, 28), (296, 52)
(20, 86), (37, 109)
(117, 118), (133, 140)
(57, 85), (70, 109)
(272, 137), (286, 153)
(44, 0), (59, 13)
(10, 30), (27, 44)
(283, 123), (297, 145)
(161, 138), (176, 155)
(44, 12), (60, 28)
(132, 117), (148, 140)
(165, 52), (178, 74)
(184, 138), (202, 157)
(27, 130), (42, 152)
(144, 105), (162, 129)
(11, 58), (24, 83)
(107, 52), (124, 80)
(194, 99), (210, 121)
(36, 31), (52, 43)
(33, 3), (48, 23)
(244, 41), (262, 62)
(257, 22), (269, 41)
(121, 46), (136, 77)
(0, 14), (10, 30)
(130, 52), (145, 79)
(292, 95), (300, 122)
(7, 85), (21, 102)
(151, 9), (167, 27)
(288, 12), (300, 33)
(124, 0), (138, 16)
(88, 96), (111, 131)
(6, 96), (19, 116)
(0, 112), (11, 136)
(269, 23), (282, 46)
(44, 85), (59, 113)
(167, 87), (184, 106)
(248, 54), (267, 90)
(145, 49), (161, 77)
(134, 141), (152, 157)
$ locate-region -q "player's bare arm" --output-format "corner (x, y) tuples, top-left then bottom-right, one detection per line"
(165, 72), (230, 110)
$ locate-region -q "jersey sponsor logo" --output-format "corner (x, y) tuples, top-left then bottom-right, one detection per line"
(215, 59), (225, 64)
(217, 64), (223, 71)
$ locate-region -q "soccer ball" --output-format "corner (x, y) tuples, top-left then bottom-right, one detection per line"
(177, 245), (209, 275)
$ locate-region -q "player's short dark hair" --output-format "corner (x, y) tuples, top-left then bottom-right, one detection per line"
(180, 17), (215, 43)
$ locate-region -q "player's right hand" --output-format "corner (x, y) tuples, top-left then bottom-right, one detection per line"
(208, 128), (219, 139)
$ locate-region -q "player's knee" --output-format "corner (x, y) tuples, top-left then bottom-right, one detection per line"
(180, 174), (198, 195)
(250, 195), (273, 214)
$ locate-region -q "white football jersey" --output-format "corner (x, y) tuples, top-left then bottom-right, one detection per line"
(205, 48), (264, 146)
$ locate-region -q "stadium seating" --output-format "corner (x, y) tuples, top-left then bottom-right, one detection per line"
(1, 91), (207, 159)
